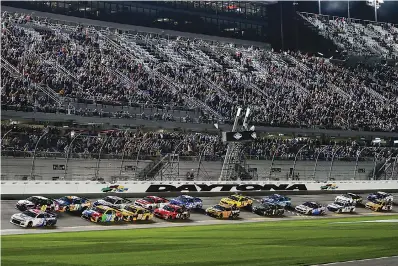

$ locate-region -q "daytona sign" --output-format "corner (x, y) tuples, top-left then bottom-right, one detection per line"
(145, 184), (308, 193)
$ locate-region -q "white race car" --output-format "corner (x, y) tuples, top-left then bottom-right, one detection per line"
(335, 193), (363, 205)
(10, 209), (57, 228)
(327, 201), (356, 213)
(93, 196), (132, 209)
(134, 196), (169, 210)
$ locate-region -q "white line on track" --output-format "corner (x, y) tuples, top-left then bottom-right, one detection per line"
(314, 255), (398, 265)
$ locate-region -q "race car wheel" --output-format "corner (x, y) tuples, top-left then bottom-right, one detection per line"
(165, 215), (169, 220)
(233, 204), (237, 208)
(27, 222), (33, 228)
(65, 207), (70, 212)
(338, 209), (342, 214)
(145, 216), (149, 221)
(218, 213), (223, 219)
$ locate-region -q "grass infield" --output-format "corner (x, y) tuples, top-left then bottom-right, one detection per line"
(2, 215), (398, 266)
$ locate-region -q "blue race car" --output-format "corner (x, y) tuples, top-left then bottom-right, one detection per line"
(367, 192), (393, 203)
(169, 195), (203, 209)
(55, 196), (92, 212)
(261, 194), (292, 208)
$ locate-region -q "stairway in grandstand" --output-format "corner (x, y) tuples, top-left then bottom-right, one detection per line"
(137, 154), (180, 181)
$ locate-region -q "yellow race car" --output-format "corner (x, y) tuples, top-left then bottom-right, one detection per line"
(206, 204), (240, 219)
(220, 194), (253, 208)
(118, 205), (153, 221)
(365, 200), (393, 212)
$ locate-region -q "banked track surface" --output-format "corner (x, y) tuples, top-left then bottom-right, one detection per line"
(1, 193), (397, 235)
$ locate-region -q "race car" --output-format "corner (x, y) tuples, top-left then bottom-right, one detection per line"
(327, 201), (356, 213)
(169, 195), (203, 209)
(81, 205), (123, 223)
(55, 196), (91, 212)
(261, 194), (291, 208)
(134, 196), (169, 210)
(335, 193), (363, 206)
(205, 204), (240, 219)
(252, 203), (285, 216)
(220, 194), (253, 208)
(295, 202), (326, 215)
(93, 196), (132, 209)
(365, 200), (393, 212)
(118, 205), (153, 221)
(367, 192), (393, 203)
(153, 204), (190, 220)
(10, 209), (57, 228)
(15, 196), (58, 212)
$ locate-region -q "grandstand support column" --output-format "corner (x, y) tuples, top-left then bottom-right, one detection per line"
(353, 147), (373, 180)
(0, 128), (14, 144)
(391, 156), (398, 180)
(347, 0), (351, 19)
(269, 144), (287, 179)
(328, 146), (344, 181)
(292, 145), (308, 178)
(94, 136), (110, 180)
(64, 132), (83, 179)
(30, 129), (49, 180)
(372, 148), (387, 180)
(313, 146), (329, 179)
(318, 0), (321, 15)
(219, 108), (242, 181)
(119, 139), (133, 177)
(197, 142), (213, 180)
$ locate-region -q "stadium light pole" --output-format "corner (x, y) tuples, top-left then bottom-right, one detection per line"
(313, 145), (328, 180)
(353, 146), (374, 180)
(269, 144), (287, 179)
(292, 144), (308, 178)
(318, 0), (321, 15)
(328, 146), (344, 181)
(30, 128), (49, 180)
(63, 131), (83, 180)
(94, 136), (110, 180)
(347, 0), (350, 19)
(372, 147), (387, 180)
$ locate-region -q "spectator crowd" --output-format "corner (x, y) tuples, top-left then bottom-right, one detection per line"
(1, 11), (397, 133)
(2, 124), (397, 163)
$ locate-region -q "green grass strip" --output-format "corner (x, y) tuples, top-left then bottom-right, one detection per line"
(2, 215), (398, 266)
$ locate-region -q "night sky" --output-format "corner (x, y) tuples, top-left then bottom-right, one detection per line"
(295, 0), (398, 24)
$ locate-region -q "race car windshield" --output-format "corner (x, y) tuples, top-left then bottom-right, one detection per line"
(58, 197), (72, 203)
(228, 196), (240, 201)
(22, 211), (38, 218)
(126, 206), (137, 213)
(27, 197), (39, 204)
(213, 205), (225, 210)
(104, 197), (117, 204)
(163, 205), (176, 212)
(93, 207), (106, 213)
(304, 202), (318, 208)
(142, 197), (155, 203)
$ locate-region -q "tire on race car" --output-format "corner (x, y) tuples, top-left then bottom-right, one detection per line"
(27, 221), (33, 228)
(218, 213), (223, 219)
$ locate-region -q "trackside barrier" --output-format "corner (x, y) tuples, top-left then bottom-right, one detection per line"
(1, 181), (398, 200)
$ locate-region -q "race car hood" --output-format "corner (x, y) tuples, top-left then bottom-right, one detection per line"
(296, 205), (311, 211)
(17, 200), (33, 205)
(11, 213), (32, 220)
(327, 203), (341, 209)
(135, 199), (152, 205)
(95, 200), (111, 206)
(82, 209), (101, 217)
(55, 200), (69, 206)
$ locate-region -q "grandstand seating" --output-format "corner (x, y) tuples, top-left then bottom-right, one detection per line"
(1, 11), (397, 133)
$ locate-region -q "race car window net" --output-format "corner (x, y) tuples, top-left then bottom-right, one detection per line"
(22, 211), (37, 218)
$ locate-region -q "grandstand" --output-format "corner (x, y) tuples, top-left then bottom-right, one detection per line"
(1, 5), (397, 182)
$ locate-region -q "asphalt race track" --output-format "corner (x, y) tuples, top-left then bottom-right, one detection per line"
(2, 193), (397, 236)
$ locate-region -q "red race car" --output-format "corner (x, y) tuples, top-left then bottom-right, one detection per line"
(153, 204), (190, 220)
(134, 196), (169, 210)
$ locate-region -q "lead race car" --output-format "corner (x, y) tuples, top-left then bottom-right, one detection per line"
(93, 196), (132, 209)
(10, 209), (57, 228)
(16, 196), (59, 212)
(327, 201), (356, 213)
(295, 202), (326, 215)
(153, 204), (190, 220)
(169, 195), (203, 209)
(134, 196), (169, 210)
